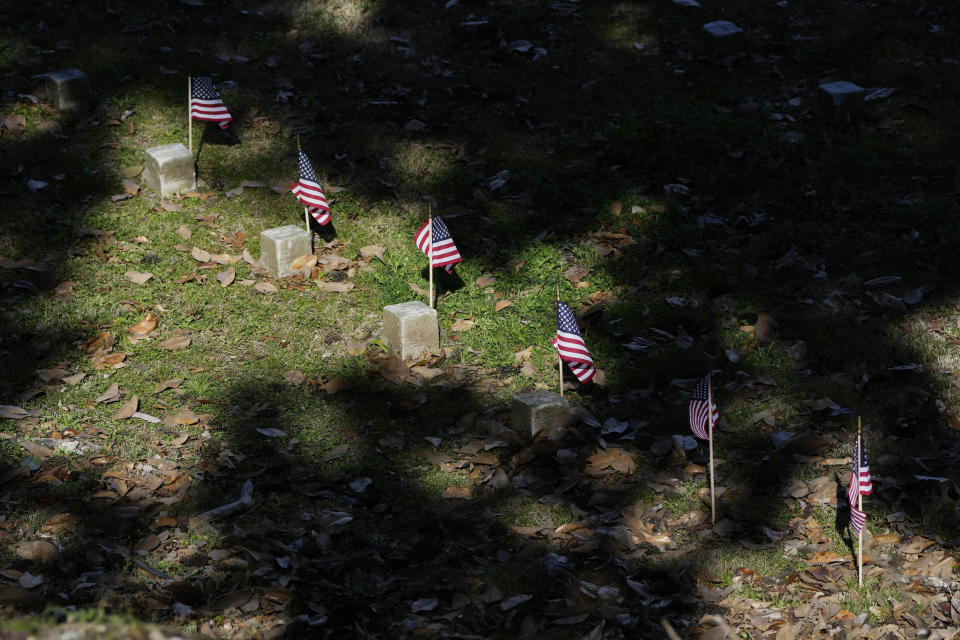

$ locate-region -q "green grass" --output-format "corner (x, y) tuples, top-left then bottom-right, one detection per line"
(3, 0), (960, 636)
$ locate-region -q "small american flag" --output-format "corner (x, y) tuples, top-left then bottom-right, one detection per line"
(415, 216), (462, 273)
(552, 301), (595, 384)
(291, 150), (330, 225)
(846, 434), (872, 533)
(850, 504), (866, 535)
(688, 376), (719, 440)
(190, 76), (232, 130)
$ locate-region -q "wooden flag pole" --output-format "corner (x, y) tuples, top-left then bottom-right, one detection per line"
(556, 285), (563, 397)
(707, 374), (716, 524)
(428, 206), (434, 309)
(857, 416), (863, 587)
(187, 76), (193, 153)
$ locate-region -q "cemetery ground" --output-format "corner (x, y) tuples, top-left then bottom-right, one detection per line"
(1, 0), (960, 638)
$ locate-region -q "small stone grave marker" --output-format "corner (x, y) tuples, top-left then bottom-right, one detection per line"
(43, 68), (89, 111)
(382, 301), (439, 362)
(702, 20), (745, 57)
(818, 81), (865, 123)
(511, 391), (570, 438)
(142, 143), (196, 198)
(259, 225), (311, 278)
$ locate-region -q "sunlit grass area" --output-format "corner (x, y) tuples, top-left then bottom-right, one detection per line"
(2, 0), (960, 638)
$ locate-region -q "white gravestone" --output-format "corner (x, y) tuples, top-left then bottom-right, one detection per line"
(383, 301), (439, 362)
(44, 68), (89, 111)
(259, 225), (311, 278)
(818, 81), (865, 123)
(142, 143), (196, 198)
(511, 391), (570, 438)
(702, 21), (745, 57)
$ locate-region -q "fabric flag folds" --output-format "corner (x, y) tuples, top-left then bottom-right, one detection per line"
(291, 150), (331, 225)
(850, 504), (866, 535)
(415, 216), (462, 273)
(190, 76), (232, 130)
(846, 434), (872, 534)
(688, 376), (719, 440)
(552, 301), (596, 384)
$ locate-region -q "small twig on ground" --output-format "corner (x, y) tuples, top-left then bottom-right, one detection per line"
(191, 480), (254, 524)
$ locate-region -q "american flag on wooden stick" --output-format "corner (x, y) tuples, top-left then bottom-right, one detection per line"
(415, 216), (461, 272)
(291, 150), (330, 225)
(688, 376), (719, 440)
(847, 434), (872, 534)
(552, 301), (595, 384)
(190, 76), (232, 130)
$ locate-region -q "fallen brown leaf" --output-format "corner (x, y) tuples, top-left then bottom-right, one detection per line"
(319, 377), (349, 394)
(54, 281), (76, 298)
(63, 373), (86, 385)
(563, 265), (589, 283)
(316, 280), (354, 293)
(345, 340), (366, 355)
(129, 312), (158, 335)
(322, 443), (349, 462)
(216, 266), (236, 287)
(254, 282), (278, 294)
(122, 179), (140, 196)
(154, 378), (182, 393)
(21, 441), (51, 458)
(494, 299), (513, 312)
(15, 541), (59, 563)
(283, 370), (305, 385)
(112, 395), (138, 420)
(514, 346), (533, 362)
(125, 270), (153, 284)
(290, 254), (317, 270)
(95, 383), (121, 404)
(174, 409), (199, 426)
(442, 486), (474, 500)
(36, 368), (67, 383)
(377, 357), (421, 386)
(808, 551), (846, 565)
(191, 247), (211, 263)
(159, 336), (191, 350)
(83, 332), (113, 353)
(359, 245), (387, 263)
(585, 448), (637, 475)
(91, 352), (126, 369)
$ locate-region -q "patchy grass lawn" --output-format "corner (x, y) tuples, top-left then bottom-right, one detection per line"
(1, 0), (960, 638)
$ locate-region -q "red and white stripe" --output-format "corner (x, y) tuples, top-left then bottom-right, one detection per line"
(415, 221), (461, 271)
(850, 504), (866, 534)
(190, 99), (232, 129)
(552, 332), (596, 383)
(292, 179), (330, 225)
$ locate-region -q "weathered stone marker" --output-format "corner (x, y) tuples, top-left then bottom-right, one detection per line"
(259, 225), (311, 278)
(383, 301), (439, 362)
(142, 143), (196, 198)
(817, 81), (865, 123)
(702, 20), (745, 57)
(44, 68), (89, 111)
(511, 391), (569, 438)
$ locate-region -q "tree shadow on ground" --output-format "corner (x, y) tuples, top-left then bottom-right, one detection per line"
(2, 0), (960, 636)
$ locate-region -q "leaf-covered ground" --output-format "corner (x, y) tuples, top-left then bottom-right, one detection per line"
(2, 0), (960, 638)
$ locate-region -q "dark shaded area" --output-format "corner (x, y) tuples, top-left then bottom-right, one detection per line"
(1, 0), (960, 637)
